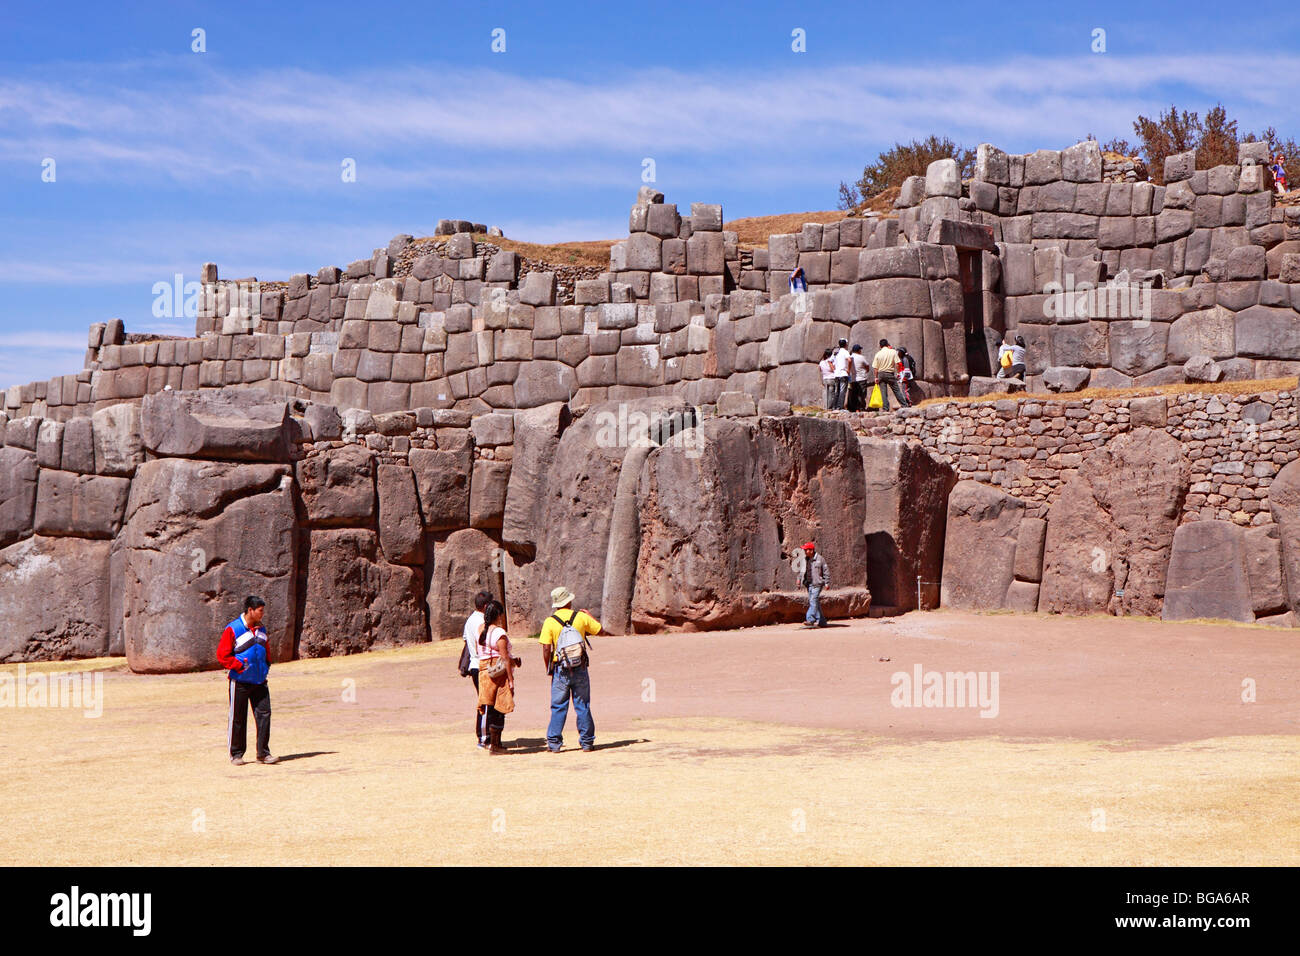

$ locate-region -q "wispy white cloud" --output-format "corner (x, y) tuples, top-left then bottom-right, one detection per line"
(3, 53), (1297, 190)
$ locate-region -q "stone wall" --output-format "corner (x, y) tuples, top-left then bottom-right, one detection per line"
(6, 138), (1300, 426)
(0, 389), (874, 668)
(853, 388), (1298, 525)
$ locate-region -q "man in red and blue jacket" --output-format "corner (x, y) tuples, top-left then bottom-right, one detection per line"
(217, 595), (278, 766)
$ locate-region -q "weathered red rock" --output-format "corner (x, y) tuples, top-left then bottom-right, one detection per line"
(860, 437), (955, 611)
(1040, 428), (1188, 616)
(0, 535), (111, 661)
(630, 415), (871, 630)
(117, 459), (297, 673)
(940, 481), (1024, 610)
(376, 464), (424, 565)
(1162, 520), (1253, 622)
(298, 528), (426, 656)
(295, 444), (375, 527)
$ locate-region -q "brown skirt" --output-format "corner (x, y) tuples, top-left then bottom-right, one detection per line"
(477, 665), (514, 714)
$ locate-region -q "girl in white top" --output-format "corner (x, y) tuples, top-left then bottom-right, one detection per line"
(476, 600), (518, 754)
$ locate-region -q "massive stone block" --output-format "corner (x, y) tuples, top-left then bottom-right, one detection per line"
(0, 446), (38, 548)
(299, 528), (426, 656)
(530, 398), (696, 623)
(1040, 429), (1187, 617)
(501, 402), (570, 557)
(141, 388), (293, 462)
(91, 404), (144, 477)
(117, 459), (297, 673)
(32, 471), (131, 538)
(1162, 520), (1253, 622)
(860, 437), (956, 611)
(295, 444), (376, 527)
(1268, 460), (1300, 617)
(0, 535), (112, 661)
(409, 445), (472, 531)
(427, 527), (501, 641)
(631, 415), (871, 630)
(376, 464), (424, 565)
(940, 481), (1024, 610)
(470, 460), (511, 529)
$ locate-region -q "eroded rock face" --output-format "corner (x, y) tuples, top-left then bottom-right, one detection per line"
(117, 459), (297, 673)
(630, 415), (871, 630)
(298, 528), (425, 656)
(1162, 520), (1253, 622)
(0, 446), (38, 548)
(1039, 428), (1188, 616)
(501, 403), (570, 556)
(860, 437), (956, 611)
(523, 398), (695, 623)
(940, 481), (1024, 610)
(0, 535), (111, 661)
(141, 387), (293, 462)
(295, 444), (375, 527)
(1268, 459), (1300, 616)
(376, 464), (424, 565)
(426, 528), (501, 641)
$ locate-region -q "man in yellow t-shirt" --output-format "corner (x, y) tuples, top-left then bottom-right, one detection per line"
(538, 586), (602, 753)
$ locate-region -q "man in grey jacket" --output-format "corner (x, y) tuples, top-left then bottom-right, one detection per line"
(799, 541), (830, 627)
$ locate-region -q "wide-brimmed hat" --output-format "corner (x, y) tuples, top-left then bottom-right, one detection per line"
(550, 586), (575, 608)
(801, 541), (816, 551)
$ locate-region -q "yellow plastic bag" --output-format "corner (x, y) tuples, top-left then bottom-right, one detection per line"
(868, 384), (883, 409)
(1000, 350), (1012, 368)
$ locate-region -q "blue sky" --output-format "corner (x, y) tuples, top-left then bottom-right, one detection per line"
(2, 0), (1298, 389)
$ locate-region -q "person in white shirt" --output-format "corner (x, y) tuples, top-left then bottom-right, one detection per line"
(818, 348), (835, 409)
(476, 600), (520, 754)
(848, 343), (871, 411)
(831, 339), (852, 409)
(996, 334), (1027, 381)
(463, 590), (492, 748)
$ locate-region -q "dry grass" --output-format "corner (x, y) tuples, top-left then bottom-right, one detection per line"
(726, 210), (852, 249)
(4, 643), (1296, 866)
(914, 376), (1299, 409)
(411, 234), (616, 270)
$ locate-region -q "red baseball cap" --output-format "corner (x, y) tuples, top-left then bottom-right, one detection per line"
(802, 542), (816, 551)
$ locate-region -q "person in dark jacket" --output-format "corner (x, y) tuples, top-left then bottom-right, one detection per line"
(217, 595), (277, 766)
(798, 541), (830, 628)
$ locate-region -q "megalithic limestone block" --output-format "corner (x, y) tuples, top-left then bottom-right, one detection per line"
(118, 459), (297, 674)
(501, 402), (570, 557)
(1268, 459), (1300, 617)
(600, 439), (656, 635)
(860, 437), (956, 611)
(1162, 520), (1253, 623)
(140, 387), (293, 462)
(631, 415), (871, 630)
(940, 481), (1024, 610)
(0, 535), (112, 661)
(1039, 428), (1188, 617)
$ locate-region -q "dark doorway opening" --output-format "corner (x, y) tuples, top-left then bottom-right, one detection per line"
(959, 250), (990, 378)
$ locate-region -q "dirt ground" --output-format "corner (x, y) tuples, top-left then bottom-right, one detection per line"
(2, 610), (1297, 866)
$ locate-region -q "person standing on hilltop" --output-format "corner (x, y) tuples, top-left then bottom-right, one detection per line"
(1272, 154), (1289, 196)
(217, 595), (277, 766)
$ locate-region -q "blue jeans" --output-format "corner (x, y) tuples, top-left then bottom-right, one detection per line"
(547, 665), (595, 750)
(806, 585), (827, 626)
